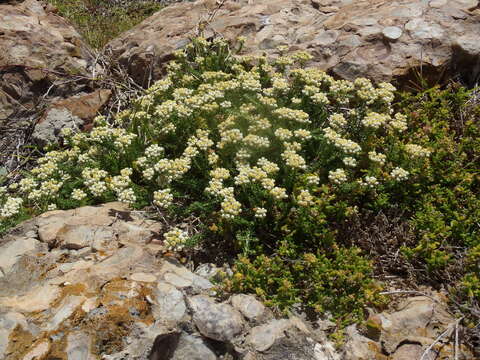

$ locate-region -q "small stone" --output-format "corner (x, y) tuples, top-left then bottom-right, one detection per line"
(152, 282), (186, 325)
(130, 272), (157, 283)
(246, 319), (291, 352)
(382, 26), (403, 40)
(231, 294), (265, 321)
(188, 295), (244, 342)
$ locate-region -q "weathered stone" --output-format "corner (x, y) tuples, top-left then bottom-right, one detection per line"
(0, 0), (95, 121)
(379, 296), (454, 354)
(382, 26), (403, 40)
(392, 343), (434, 360)
(21, 340), (50, 360)
(160, 259), (213, 293)
(0, 237), (41, 277)
(0, 284), (60, 312)
(32, 89), (112, 145)
(66, 331), (95, 360)
(130, 272), (157, 283)
(342, 324), (384, 360)
(152, 282), (186, 325)
(189, 295), (244, 342)
(108, 0), (480, 86)
(46, 295), (85, 331)
(0, 312), (28, 359)
(171, 333), (217, 360)
(246, 319), (291, 352)
(231, 294), (265, 321)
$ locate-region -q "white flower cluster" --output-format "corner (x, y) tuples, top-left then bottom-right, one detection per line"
(163, 227), (188, 251)
(0, 197), (23, 219)
(390, 167), (409, 181)
(328, 169), (347, 185)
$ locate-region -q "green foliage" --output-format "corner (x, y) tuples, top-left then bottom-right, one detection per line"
(393, 87), (480, 295)
(225, 241), (384, 325)
(47, 0), (162, 49)
(1, 38), (479, 324)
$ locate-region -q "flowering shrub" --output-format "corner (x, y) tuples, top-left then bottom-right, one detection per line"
(1, 37), (462, 323)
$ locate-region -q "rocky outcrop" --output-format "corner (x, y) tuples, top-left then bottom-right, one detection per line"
(31, 89), (112, 145)
(0, 203), (473, 359)
(108, 0), (480, 87)
(0, 0), (96, 122)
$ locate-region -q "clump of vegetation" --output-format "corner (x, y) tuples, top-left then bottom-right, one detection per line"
(47, 0), (162, 49)
(0, 38), (478, 326)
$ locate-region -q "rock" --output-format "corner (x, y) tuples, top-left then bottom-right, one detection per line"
(31, 108), (84, 146)
(392, 343), (434, 360)
(0, 237), (42, 277)
(66, 331), (95, 360)
(246, 319), (292, 352)
(188, 295), (244, 342)
(107, 0), (480, 86)
(152, 282), (187, 325)
(0, 0), (95, 122)
(0, 312), (28, 359)
(314, 341), (341, 360)
(382, 26), (403, 40)
(130, 272), (157, 283)
(32, 89), (112, 146)
(231, 294), (265, 321)
(342, 324), (384, 360)
(22, 340), (50, 360)
(378, 295), (454, 354)
(149, 332), (181, 360)
(160, 259), (213, 293)
(171, 333), (217, 360)
(0, 204), (473, 359)
(46, 295), (85, 331)
(0, 284), (60, 312)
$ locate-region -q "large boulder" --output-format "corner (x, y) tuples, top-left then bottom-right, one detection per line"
(0, 0), (96, 122)
(108, 0), (480, 87)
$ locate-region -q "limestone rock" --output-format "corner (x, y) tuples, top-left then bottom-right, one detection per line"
(32, 89), (111, 146)
(342, 325), (384, 360)
(231, 294), (265, 321)
(107, 0), (480, 86)
(171, 333), (217, 360)
(0, 237), (42, 278)
(246, 319), (294, 352)
(188, 295), (244, 342)
(392, 343), (435, 360)
(152, 282), (187, 325)
(378, 295), (454, 354)
(0, 0), (95, 122)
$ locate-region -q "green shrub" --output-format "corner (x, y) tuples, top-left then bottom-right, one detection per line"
(2, 38), (478, 322)
(225, 241), (384, 325)
(48, 0), (162, 49)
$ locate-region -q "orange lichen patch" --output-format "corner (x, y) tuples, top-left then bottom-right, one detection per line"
(5, 325), (35, 359)
(50, 283), (88, 308)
